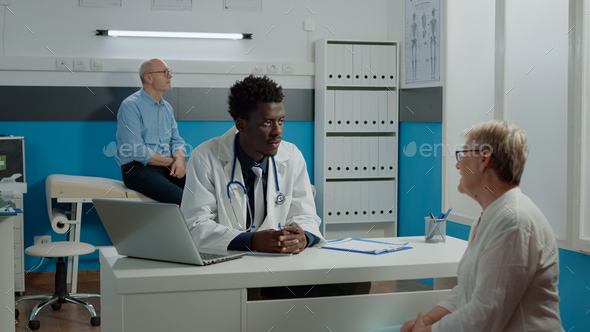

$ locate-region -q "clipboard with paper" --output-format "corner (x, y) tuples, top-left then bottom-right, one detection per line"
(321, 237), (412, 255)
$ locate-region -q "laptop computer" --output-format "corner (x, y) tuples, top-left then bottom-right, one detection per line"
(92, 199), (247, 266)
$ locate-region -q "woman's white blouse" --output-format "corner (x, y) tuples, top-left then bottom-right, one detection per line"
(433, 187), (563, 332)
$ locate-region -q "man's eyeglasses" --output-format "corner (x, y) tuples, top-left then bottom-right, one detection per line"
(149, 69), (172, 77)
(455, 149), (480, 161)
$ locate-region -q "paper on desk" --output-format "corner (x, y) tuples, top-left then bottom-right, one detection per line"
(322, 238), (412, 255)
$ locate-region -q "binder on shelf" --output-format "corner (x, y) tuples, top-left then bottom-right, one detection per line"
(342, 181), (352, 222)
(387, 89), (397, 131)
(379, 181), (390, 221)
(334, 44), (344, 85)
(333, 136), (343, 177)
(351, 137), (361, 177)
(369, 91), (379, 131)
(360, 181), (370, 221)
(369, 181), (380, 220)
(361, 90), (371, 131)
(344, 44), (353, 85)
(370, 45), (380, 85)
(327, 44), (336, 85)
(352, 91), (362, 130)
(378, 136), (389, 176)
(379, 45), (389, 85)
(387, 136), (397, 176)
(386, 180), (396, 220)
(325, 90), (335, 131)
(333, 181), (343, 220)
(387, 45), (397, 85)
(353, 45), (363, 85)
(326, 136), (335, 177)
(369, 137), (379, 177)
(360, 137), (371, 177)
(343, 90), (353, 131)
(351, 181), (362, 219)
(334, 90), (344, 131)
(325, 181), (335, 222)
(378, 91), (388, 131)
(361, 45), (371, 86)
(342, 137), (352, 177)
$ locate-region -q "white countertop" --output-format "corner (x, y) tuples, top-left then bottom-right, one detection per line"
(100, 236), (468, 295)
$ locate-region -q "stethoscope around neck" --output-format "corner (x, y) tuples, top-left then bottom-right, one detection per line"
(226, 135), (286, 232)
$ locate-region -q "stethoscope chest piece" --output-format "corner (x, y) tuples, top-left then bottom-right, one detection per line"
(275, 192), (286, 205)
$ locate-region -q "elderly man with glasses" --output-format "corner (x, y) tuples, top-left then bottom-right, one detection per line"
(114, 58), (187, 205)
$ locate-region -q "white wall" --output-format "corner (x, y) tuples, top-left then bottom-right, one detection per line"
(0, 0), (390, 88)
(444, 0), (496, 223)
(505, 0), (568, 238)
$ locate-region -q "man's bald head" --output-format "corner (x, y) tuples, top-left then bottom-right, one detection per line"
(139, 58), (164, 85)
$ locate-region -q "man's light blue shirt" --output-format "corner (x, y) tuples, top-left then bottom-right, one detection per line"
(115, 88), (186, 166)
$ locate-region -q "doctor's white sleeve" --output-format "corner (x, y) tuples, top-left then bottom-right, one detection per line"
(180, 152), (241, 251)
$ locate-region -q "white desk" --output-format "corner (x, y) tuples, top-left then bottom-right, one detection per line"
(100, 236), (468, 332)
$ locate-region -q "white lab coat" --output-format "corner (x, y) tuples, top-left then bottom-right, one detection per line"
(180, 126), (326, 251)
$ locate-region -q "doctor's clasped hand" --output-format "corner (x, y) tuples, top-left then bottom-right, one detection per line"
(251, 222), (307, 253)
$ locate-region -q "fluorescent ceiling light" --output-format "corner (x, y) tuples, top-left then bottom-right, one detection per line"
(96, 30), (252, 40)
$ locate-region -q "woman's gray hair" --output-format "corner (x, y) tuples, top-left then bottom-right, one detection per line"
(138, 59), (154, 85)
(462, 120), (529, 186)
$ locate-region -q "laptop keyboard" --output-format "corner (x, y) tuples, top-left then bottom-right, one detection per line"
(200, 253), (226, 261)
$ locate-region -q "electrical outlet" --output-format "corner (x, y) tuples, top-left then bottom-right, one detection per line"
(56, 58), (73, 71)
(282, 63), (294, 75)
(34, 235), (51, 246)
(251, 63), (264, 74)
(90, 58), (103, 71)
(74, 58), (88, 71)
(267, 62), (280, 74)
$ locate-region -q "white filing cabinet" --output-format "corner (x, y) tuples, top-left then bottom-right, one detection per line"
(13, 194), (25, 294)
(1, 214), (15, 331)
(0, 136), (26, 294)
(315, 39), (399, 240)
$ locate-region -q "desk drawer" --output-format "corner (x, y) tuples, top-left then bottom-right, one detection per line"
(14, 258), (22, 274)
(247, 290), (452, 332)
(14, 273), (23, 291)
(12, 216), (22, 229)
(13, 227), (21, 244)
(14, 243), (21, 259)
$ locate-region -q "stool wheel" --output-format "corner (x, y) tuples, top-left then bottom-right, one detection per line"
(29, 320), (41, 330)
(15, 308), (19, 319)
(91, 316), (101, 326)
(51, 303), (62, 310)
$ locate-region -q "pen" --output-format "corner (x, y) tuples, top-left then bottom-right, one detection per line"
(430, 213), (435, 219)
(443, 207), (453, 219)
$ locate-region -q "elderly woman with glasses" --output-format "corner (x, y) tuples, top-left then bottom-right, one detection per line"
(374, 120), (563, 332)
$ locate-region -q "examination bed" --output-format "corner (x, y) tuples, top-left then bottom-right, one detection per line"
(45, 174), (155, 293)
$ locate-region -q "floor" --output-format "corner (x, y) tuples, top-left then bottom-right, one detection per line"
(13, 271), (432, 332)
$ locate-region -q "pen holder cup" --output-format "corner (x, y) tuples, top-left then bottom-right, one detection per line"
(425, 217), (446, 243)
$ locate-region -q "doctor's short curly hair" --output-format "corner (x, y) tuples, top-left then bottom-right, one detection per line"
(228, 75), (284, 121)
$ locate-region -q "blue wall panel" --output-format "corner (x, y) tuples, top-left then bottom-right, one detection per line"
(398, 122), (443, 237)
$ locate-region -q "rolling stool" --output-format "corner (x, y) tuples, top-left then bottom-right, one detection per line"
(14, 241), (101, 330)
